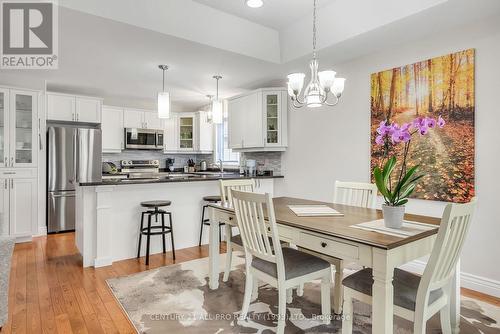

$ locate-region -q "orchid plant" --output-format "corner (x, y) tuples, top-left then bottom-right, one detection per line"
(373, 115), (445, 206)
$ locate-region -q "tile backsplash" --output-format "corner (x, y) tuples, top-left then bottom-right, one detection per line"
(102, 150), (283, 173)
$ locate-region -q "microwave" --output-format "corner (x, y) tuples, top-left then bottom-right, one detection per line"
(124, 128), (164, 150)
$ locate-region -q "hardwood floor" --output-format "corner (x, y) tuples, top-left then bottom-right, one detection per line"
(1, 233), (498, 333)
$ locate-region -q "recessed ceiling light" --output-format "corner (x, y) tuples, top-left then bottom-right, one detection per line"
(245, 0), (263, 8)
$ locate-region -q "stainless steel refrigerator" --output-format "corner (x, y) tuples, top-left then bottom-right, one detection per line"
(47, 125), (102, 233)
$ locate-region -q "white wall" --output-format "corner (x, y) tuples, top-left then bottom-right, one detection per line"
(275, 17), (500, 296)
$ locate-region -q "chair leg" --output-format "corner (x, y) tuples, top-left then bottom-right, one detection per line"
(341, 291), (354, 334)
(161, 212), (166, 254)
(440, 302), (452, 334)
(145, 213), (152, 265)
(277, 284), (287, 334)
(286, 288), (293, 304)
(251, 278), (259, 302)
(168, 212), (175, 260)
(223, 225), (233, 282)
(199, 205), (206, 246)
(137, 212), (145, 258)
(321, 272), (332, 325)
(240, 256), (254, 320)
(297, 284), (304, 297)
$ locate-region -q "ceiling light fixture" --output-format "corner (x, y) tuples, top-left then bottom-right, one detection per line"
(157, 65), (171, 119)
(287, 0), (345, 108)
(211, 75), (223, 124)
(245, 0), (263, 8)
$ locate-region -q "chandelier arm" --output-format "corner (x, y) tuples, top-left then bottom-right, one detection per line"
(293, 94), (307, 105)
(323, 94), (340, 107)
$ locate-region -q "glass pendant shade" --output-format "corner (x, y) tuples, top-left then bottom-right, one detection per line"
(157, 91), (171, 119)
(211, 99), (223, 124)
(287, 73), (305, 96)
(318, 70), (336, 91)
(332, 78), (346, 97)
(246, 0), (263, 8)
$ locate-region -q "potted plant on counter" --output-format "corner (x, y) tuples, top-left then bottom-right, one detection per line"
(373, 116), (445, 228)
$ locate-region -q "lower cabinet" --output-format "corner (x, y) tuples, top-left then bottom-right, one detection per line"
(0, 174), (37, 241)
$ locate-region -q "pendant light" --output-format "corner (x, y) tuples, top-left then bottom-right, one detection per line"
(157, 65), (171, 119)
(287, 0), (345, 108)
(211, 75), (223, 124)
(205, 95), (214, 123)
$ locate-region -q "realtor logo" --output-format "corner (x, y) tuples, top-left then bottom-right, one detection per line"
(1, 0), (58, 69)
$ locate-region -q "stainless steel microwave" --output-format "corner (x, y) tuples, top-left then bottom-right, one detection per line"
(124, 128), (164, 150)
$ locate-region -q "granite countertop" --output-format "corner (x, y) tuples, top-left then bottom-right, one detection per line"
(79, 173), (283, 187)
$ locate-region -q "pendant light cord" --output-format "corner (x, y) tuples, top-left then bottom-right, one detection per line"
(312, 0), (317, 59)
(162, 68), (165, 92)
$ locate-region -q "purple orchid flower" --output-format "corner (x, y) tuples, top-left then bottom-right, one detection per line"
(438, 115), (446, 128)
(375, 135), (384, 145)
(419, 126), (429, 135)
(426, 117), (437, 128)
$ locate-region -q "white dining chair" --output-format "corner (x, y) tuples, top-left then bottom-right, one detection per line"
(232, 190), (332, 334)
(341, 199), (476, 334)
(219, 179), (255, 282)
(333, 181), (378, 209)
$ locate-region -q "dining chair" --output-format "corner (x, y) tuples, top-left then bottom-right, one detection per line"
(232, 190), (332, 334)
(219, 179), (255, 282)
(333, 181), (378, 209)
(341, 199), (476, 334)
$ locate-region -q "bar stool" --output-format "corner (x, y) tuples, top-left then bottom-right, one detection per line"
(198, 195), (225, 246)
(137, 200), (175, 265)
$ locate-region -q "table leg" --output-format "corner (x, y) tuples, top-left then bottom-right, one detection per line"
(208, 207), (220, 290)
(333, 259), (344, 314)
(372, 249), (394, 334)
(450, 260), (461, 334)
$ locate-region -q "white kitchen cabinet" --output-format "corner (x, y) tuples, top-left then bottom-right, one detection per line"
(101, 106), (124, 153)
(163, 112), (213, 154)
(47, 92), (102, 123)
(228, 88), (288, 152)
(178, 113), (196, 151)
(9, 177), (37, 240)
(197, 111), (214, 153)
(123, 109), (163, 129)
(0, 179), (8, 236)
(164, 115), (178, 153)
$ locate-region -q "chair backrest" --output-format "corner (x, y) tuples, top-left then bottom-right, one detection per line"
(231, 190), (285, 278)
(417, 199), (476, 306)
(333, 181), (378, 209)
(219, 179), (255, 206)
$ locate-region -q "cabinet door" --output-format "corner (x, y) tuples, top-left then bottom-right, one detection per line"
(0, 179), (9, 236)
(10, 178), (37, 238)
(242, 92), (263, 148)
(263, 91), (281, 147)
(198, 111), (213, 152)
(144, 111), (163, 130)
(10, 90), (38, 167)
(228, 98), (243, 149)
(0, 89), (10, 167)
(101, 106), (124, 153)
(178, 116), (195, 151)
(164, 115), (178, 152)
(76, 97), (101, 123)
(47, 93), (75, 121)
(123, 109), (144, 128)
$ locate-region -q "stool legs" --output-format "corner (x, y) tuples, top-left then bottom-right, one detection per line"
(145, 213), (152, 265)
(168, 212), (176, 260)
(199, 205), (207, 246)
(161, 212), (166, 254)
(137, 212), (145, 258)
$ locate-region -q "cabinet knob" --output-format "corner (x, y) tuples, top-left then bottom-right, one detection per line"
(321, 242), (327, 248)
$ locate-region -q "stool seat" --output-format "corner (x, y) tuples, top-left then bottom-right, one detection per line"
(203, 195), (221, 202)
(141, 200), (171, 208)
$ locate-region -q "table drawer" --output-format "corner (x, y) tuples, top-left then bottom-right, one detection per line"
(214, 210), (235, 225)
(299, 232), (359, 260)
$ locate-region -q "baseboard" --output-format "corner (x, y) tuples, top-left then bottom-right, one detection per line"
(35, 226), (47, 236)
(401, 260), (500, 298)
(93, 257), (113, 268)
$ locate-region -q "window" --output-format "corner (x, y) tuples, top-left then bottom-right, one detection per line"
(214, 100), (239, 165)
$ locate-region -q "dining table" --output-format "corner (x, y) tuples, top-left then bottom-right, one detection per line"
(207, 196), (461, 334)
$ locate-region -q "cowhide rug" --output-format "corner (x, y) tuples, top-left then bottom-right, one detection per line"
(107, 255), (500, 333)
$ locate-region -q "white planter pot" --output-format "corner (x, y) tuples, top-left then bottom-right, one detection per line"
(382, 204), (405, 229)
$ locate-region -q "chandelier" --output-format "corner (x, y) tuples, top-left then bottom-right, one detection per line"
(287, 0), (345, 108)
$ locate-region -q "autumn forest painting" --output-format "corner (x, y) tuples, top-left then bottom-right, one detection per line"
(370, 49), (475, 203)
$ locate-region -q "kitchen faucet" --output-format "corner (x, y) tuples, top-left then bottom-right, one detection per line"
(218, 159), (224, 173)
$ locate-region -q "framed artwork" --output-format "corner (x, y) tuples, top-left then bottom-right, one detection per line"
(370, 49), (475, 203)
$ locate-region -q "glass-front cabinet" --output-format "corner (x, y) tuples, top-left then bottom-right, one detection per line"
(179, 116), (194, 150)
(0, 89), (38, 168)
(263, 90), (287, 148)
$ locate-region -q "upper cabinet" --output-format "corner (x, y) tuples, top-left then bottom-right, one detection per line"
(163, 112), (213, 154)
(47, 92), (102, 123)
(0, 88), (39, 168)
(123, 109), (163, 130)
(101, 106), (124, 153)
(228, 88), (287, 152)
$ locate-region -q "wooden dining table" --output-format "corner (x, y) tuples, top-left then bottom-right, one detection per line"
(207, 197), (461, 334)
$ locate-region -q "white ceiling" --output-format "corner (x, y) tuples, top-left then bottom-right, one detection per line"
(193, 0), (335, 30)
(1, 0), (500, 112)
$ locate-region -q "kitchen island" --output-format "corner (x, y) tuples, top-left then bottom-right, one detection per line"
(76, 173), (282, 267)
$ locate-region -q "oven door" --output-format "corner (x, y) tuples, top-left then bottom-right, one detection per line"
(124, 128), (161, 150)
